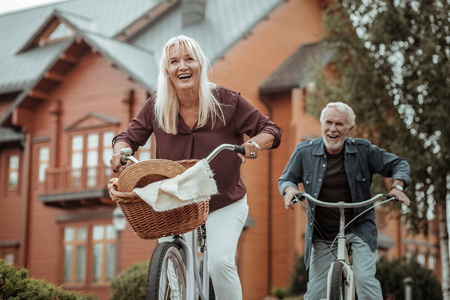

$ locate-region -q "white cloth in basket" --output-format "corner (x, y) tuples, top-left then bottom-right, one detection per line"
(133, 159), (218, 212)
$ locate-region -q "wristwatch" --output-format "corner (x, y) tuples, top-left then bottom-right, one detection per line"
(391, 185), (404, 192)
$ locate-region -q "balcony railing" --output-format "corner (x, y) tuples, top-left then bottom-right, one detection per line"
(44, 165), (113, 195)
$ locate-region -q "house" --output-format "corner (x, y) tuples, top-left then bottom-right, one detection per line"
(0, 0), (440, 299)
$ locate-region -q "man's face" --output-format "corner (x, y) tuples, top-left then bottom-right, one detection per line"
(321, 107), (353, 154)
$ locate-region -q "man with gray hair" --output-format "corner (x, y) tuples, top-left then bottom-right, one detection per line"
(279, 102), (411, 299)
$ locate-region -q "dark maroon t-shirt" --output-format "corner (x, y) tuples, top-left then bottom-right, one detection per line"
(113, 85), (282, 211)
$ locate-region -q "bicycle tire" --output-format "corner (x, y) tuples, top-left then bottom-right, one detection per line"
(146, 242), (186, 300)
(329, 261), (346, 300)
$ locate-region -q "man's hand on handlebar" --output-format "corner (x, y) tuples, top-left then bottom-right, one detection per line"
(283, 186), (300, 210)
(388, 188), (410, 206)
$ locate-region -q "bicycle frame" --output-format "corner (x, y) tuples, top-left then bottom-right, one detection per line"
(120, 143), (245, 300)
(292, 192), (396, 300)
(173, 228), (210, 300)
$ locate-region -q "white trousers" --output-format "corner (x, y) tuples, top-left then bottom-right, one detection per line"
(159, 195), (248, 300)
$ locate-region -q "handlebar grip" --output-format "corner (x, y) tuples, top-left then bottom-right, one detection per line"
(383, 194), (399, 201)
(234, 145), (246, 155)
(294, 192), (305, 200)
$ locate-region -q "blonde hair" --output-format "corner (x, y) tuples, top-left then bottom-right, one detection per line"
(154, 35), (224, 134)
(320, 102), (356, 127)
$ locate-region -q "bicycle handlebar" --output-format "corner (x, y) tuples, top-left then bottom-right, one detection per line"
(292, 192), (398, 208)
(119, 143), (246, 164)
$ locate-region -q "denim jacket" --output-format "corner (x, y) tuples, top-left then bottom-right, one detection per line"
(278, 137), (411, 268)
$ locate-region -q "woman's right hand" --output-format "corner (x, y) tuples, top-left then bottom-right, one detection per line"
(110, 152), (132, 173)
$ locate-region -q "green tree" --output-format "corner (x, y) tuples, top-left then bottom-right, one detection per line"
(309, 0), (449, 298)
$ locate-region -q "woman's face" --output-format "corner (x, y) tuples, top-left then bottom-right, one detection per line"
(167, 44), (201, 94)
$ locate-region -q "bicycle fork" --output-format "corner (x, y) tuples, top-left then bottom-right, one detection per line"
(325, 204), (356, 300)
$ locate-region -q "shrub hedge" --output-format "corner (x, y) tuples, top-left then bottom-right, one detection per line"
(0, 259), (78, 299)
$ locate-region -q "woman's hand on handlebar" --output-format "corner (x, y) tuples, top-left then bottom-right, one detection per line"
(110, 152), (132, 173)
(283, 186), (300, 210)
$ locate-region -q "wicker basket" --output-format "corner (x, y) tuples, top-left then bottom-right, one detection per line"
(108, 159), (210, 240)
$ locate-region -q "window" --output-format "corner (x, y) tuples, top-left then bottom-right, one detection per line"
(62, 223), (116, 286)
(428, 255), (436, 270)
(103, 132), (114, 178)
(5, 253), (14, 265)
(71, 135), (84, 188)
(63, 226), (87, 285)
(137, 139), (151, 161)
(92, 225), (116, 283)
(417, 253), (426, 267)
(8, 155), (19, 191)
(70, 130), (115, 189)
(38, 147), (50, 182)
(86, 133), (99, 187)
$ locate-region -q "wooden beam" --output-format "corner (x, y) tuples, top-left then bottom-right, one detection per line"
(28, 89), (48, 100)
(44, 71), (64, 83)
(12, 107), (33, 131)
(59, 53), (78, 64)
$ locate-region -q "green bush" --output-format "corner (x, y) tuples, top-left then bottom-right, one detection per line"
(376, 257), (442, 300)
(0, 258), (78, 299)
(77, 293), (100, 300)
(110, 261), (149, 300)
(284, 254), (442, 300)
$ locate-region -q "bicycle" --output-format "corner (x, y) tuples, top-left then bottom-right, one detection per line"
(119, 143), (245, 300)
(291, 192), (398, 300)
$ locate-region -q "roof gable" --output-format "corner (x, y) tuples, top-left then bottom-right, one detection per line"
(17, 10), (80, 53)
(259, 43), (332, 95)
(65, 112), (119, 131)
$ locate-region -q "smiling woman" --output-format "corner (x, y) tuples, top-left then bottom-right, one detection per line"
(110, 35), (282, 299)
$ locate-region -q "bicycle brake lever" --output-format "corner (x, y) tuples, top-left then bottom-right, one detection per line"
(293, 192), (306, 202)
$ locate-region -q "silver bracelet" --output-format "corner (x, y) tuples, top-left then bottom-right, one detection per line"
(247, 139), (260, 148)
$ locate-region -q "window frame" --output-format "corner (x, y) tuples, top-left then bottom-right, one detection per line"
(61, 220), (117, 288)
(36, 144), (50, 185)
(3, 150), (21, 193)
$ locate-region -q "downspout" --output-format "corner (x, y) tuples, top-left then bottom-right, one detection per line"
(260, 93), (273, 296)
(19, 132), (31, 266)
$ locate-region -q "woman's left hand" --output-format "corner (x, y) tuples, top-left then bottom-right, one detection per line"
(239, 140), (261, 163)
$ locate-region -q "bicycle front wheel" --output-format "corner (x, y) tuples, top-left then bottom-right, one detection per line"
(329, 261), (346, 300)
(147, 242), (186, 300)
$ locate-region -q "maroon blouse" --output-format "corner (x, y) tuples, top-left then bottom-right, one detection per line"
(113, 85), (282, 211)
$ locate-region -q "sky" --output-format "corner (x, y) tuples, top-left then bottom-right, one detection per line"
(0, 0), (68, 16)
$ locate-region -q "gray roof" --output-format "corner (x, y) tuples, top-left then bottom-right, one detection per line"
(82, 32), (158, 90)
(0, 0), (284, 125)
(129, 0), (284, 62)
(0, 126), (25, 143)
(259, 42), (332, 95)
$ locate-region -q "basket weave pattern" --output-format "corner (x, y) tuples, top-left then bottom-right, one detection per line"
(108, 159), (209, 240)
